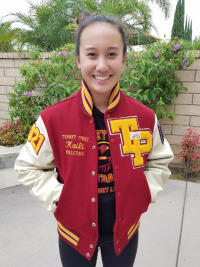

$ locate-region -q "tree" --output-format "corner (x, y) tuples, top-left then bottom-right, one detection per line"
(180, 0), (185, 37)
(12, 0), (82, 51)
(189, 20), (192, 41)
(0, 20), (19, 52)
(82, 0), (153, 44)
(11, 0), (172, 51)
(184, 15), (193, 42)
(72, 0), (172, 45)
(184, 15), (188, 40)
(146, 0), (171, 18)
(171, 0), (192, 41)
(171, 0), (184, 39)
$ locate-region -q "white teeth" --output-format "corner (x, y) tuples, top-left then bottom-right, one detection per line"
(94, 76), (110, 80)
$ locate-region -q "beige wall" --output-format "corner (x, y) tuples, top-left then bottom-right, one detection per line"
(160, 55), (200, 165)
(0, 52), (200, 165)
(0, 52), (49, 125)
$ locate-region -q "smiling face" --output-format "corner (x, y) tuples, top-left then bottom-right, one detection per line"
(76, 22), (126, 102)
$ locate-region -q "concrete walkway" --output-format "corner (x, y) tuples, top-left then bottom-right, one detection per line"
(1, 175), (200, 266)
(0, 145), (200, 266)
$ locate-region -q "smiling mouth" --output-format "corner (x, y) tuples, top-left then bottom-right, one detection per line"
(93, 75), (111, 80)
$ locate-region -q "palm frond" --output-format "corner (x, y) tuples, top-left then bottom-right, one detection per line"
(11, 12), (37, 29)
(146, 0), (171, 18)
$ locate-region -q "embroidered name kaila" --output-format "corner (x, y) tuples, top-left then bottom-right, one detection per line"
(108, 117), (153, 168)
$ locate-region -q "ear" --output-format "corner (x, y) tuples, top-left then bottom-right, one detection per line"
(76, 56), (81, 69)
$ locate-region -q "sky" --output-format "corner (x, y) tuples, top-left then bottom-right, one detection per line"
(149, 0), (200, 40)
(0, 0), (199, 40)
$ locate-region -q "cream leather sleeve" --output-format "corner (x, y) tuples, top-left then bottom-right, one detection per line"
(14, 116), (63, 212)
(144, 115), (174, 203)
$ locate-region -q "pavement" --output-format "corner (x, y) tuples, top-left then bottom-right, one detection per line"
(0, 145), (200, 267)
(0, 145), (23, 189)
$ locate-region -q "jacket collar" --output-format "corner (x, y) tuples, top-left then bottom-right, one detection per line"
(81, 80), (120, 116)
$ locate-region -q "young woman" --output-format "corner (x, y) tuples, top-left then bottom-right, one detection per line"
(15, 12), (174, 267)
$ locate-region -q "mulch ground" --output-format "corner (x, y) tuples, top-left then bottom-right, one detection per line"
(169, 166), (200, 184)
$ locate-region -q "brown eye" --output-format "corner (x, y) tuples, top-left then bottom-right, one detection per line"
(88, 53), (96, 57)
(108, 52), (117, 57)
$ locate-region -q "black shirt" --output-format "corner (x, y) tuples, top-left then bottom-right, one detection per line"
(93, 105), (116, 233)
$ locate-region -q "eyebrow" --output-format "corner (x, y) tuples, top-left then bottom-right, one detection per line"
(85, 47), (120, 51)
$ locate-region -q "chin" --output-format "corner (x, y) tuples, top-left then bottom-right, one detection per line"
(92, 85), (114, 94)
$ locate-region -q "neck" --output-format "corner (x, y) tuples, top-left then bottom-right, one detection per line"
(93, 97), (109, 113)
(92, 92), (110, 113)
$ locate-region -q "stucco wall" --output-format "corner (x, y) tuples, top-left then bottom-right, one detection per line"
(0, 52), (200, 165)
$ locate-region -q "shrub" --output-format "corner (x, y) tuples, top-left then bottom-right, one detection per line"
(120, 39), (194, 120)
(181, 37), (200, 50)
(7, 40), (194, 146)
(0, 119), (31, 147)
(8, 44), (80, 126)
(179, 127), (200, 178)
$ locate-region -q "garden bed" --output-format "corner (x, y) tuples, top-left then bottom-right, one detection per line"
(169, 166), (200, 183)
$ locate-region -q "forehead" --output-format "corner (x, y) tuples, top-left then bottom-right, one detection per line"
(80, 22), (123, 49)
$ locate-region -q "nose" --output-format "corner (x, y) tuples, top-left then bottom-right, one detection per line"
(96, 56), (109, 73)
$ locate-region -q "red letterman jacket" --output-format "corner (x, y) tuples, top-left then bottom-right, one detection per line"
(15, 81), (174, 260)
